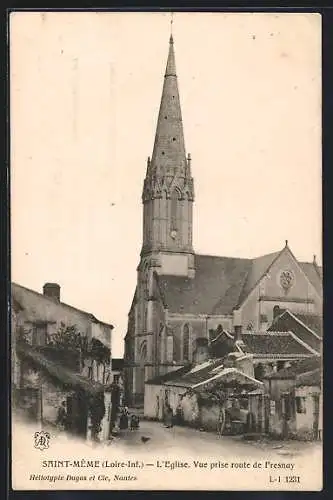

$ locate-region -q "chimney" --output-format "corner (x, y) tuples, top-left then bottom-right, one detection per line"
(193, 337), (209, 364)
(233, 309), (242, 341)
(259, 314), (268, 331)
(234, 325), (242, 341)
(273, 305), (280, 319)
(43, 283), (61, 302)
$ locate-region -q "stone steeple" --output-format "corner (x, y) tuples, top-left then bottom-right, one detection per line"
(141, 34), (195, 274)
(149, 34), (188, 176)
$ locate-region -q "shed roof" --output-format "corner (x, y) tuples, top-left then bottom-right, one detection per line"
(240, 332), (317, 357)
(16, 341), (104, 395)
(145, 364), (193, 385)
(163, 358), (226, 387)
(264, 357), (321, 380)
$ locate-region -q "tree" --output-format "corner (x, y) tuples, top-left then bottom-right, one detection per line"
(48, 323), (110, 369)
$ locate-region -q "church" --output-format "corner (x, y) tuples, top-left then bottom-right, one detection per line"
(124, 34), (322, 406)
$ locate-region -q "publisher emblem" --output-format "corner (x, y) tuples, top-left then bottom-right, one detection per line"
(34, 431), (50, 451)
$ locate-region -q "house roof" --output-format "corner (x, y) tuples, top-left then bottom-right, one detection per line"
(292, 313), (323, 337)
(159, 358), (263, 391)
(264, 357), (321, 380)
(210, 330), (239, 358)
(269, 309), (323, 340)
(162, 358), (226, 387)
(145, 364), (193, 385)
(210, 329), (317, 359)
(157, 248), (322, 316)
(240, 331), (317, 358)
(12, 283), (113, 329)
(296, 368), (321, 387)
(192, 367), (264, 391)
(16, 341), (104, 395)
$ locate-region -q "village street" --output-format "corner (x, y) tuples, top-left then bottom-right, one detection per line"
(106, 419), (321, 460)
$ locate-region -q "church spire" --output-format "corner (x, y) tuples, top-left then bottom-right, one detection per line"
(150, 33), (188, 176)
(141, 31), (194, 268)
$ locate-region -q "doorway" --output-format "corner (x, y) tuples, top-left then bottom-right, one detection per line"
(66, 391), (89, 438)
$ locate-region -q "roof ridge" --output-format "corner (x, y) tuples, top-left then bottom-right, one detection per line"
(195, 253), (251, 261)
(237, 247), (286, 307)
(288, 331), (320, 356)
(241, 331), (291, 337)
(251, 249), (281, 260)
(282, 310), (322, 340)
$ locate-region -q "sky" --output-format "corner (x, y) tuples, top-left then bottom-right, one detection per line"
(10, 12), (322, 357)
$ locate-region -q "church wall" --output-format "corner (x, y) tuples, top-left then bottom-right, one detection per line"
(240, 251), (322, 330)
(172, 325), (182, 361)
(165, 314), (234, 361)
(188, 202), (192, 247)
(180, 199), (190, 248)
(152, 199), (161, 247)
(151, 290), (166, 367)
(167, 317), (205, 362)
(263, 251), (321, 306)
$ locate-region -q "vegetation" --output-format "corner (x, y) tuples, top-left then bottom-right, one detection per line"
(49, 323), (110, 367)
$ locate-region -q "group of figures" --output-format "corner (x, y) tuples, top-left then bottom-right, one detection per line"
(118, 406), (140, 431)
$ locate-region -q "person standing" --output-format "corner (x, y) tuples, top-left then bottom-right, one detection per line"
(164, 403), (173, 428)
(56, 401), (68, 431)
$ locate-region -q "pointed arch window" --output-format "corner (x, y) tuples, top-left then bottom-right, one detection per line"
(140, 341), (147, 362)
(171, 189), (178, 231)
(144, 307), (148, 333)
(142, 262), (149, 299)
(182, 324), (190, 361)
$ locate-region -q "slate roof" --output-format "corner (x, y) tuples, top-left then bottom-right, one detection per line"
(157, 250), (322, 316)
(158, 254), (251, 315)
(299, 262), (322, 295)
(240, 332), (316, 357)
(209, 329), (317, 359)
(293, 313), (323, 337)
(268, 310), (322, 353)
(237, 251), (281, 305)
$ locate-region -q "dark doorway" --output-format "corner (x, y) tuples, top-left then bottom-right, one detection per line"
(66, 391), (88, 438)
